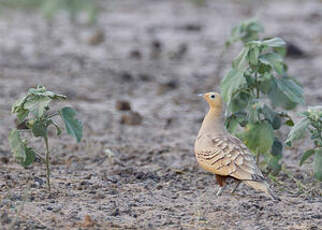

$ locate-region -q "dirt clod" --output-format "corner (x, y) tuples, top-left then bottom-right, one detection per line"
(82, 215), (95, 228)
(116, 100), (132, 111)
(120, 111), (143, 125)
(129, 49), (142, 59)
(88, 30), (105, 46)
(158, 80), (179, 94)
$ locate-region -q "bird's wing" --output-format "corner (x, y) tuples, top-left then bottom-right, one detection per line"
(196, 134), (265, 182)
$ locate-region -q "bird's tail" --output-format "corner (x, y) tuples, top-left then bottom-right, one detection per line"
(244, 180), (280, 201)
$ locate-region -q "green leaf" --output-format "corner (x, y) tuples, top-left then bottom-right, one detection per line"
(285, 119), (294, 127)
(241, 121), (274, 154)
(261, 105), (281, 129)
(22, 146), (36, 168)
(261, 105), (275, 122)
(230, 90), (251, 113)
(220, 69), (246, 106)
(232, 47), (250, 71)
(60, 107), (83, 142)
(225, 115), (239, 133)
(257, 62), (272, 75)
(225, 19), (263, 47)
(276, 77), (304, 105)
(31, 120), (48, 137)
(259, 53), (285, 75)
(12, 96), (30, 122)
(248, 46), (259, 66)
(247, 101), (261, 123)
(268, 77), (304, 109)
(28, 85), (66, 100)
(273, 47), (287, 57)
(266, 154), (282, 175)
(299, 149), (315, 166)
(258, 73), (272, 94)
(12, 85), (67, 120)
(271, 138), (283, 156)
(314, 149), (322, 181)
(285, 118), (310, 146)
(225, 112), (247, 133)
(8, 129), (26, 162)
(8, 129), (35, 167)
(272, 115), (281, 130)
(24, 96), (51, 118)
(262, 37), (286, 48)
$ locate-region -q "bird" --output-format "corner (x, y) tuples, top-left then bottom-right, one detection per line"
(194, 92), (280, 200)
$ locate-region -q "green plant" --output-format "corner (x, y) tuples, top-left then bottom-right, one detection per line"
(285, 106), (322, 180)
(220, 19), (304, 175)
(0, 0), (98, 23)
(8, 85), (83, 191)
(225, 19), (264, 48)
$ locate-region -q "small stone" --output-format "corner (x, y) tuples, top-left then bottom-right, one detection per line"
(88, 30), (105, 46)
(138, 73), (152, 81)
(120, 71), (133, 82)
(115, 100), (131, 111)
(111, 208), (120, 216)
(151, 39), (162, 58)
(157, 80), (179, 95)
(0, 157), (9, 164)
(151, 40), (162, 51)
(169, 43), (188, 60)
(129, 49), (142, 59)
(34, 176), (44, 186)
(181, 23), (202, 31)
(120, 111), (143, 126)
(82, 215), (95, 227)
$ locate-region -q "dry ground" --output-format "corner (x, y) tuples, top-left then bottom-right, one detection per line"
(0, 0), (321, 229)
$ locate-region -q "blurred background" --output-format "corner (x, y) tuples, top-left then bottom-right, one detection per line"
(0, 0), (321, 229)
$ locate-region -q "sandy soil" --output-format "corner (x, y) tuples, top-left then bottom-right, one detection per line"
(0, 0), (321, 229)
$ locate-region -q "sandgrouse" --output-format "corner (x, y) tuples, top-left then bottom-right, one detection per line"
(194, 92), (279, 200)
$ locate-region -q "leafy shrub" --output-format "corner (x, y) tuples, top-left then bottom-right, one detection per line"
(0, 0), (98, 23)
(221, 19), (304, 174)
(8, 85), (83, 191)
(286, 106), (322, 180)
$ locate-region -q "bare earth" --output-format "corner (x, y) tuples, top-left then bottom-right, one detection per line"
(0, 0), (321, 229)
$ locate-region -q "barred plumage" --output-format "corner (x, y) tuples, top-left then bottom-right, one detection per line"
(194, 92), (280, 201)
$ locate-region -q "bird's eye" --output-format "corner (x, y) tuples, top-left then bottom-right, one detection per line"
(210, 94), (216, 99)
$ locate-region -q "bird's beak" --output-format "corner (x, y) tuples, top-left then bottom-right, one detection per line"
(198, 93), (203, 97)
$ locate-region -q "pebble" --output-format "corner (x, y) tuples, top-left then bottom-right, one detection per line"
(115, 100), (131, 111)
(120, 111), (143, 125)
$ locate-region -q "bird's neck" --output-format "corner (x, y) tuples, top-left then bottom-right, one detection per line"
(199, 107), (225, 135)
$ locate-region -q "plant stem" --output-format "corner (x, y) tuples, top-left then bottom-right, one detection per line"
(44, 136), (51, 192)
(255, 71), (260, 166)
(256, 152), (260, 165)
(47, 112), (59, 119)
(255, 72), (260, 99)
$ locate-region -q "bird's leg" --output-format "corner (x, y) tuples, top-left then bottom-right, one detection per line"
(216, 185), (226, 196)
(231, 181), (241, 194)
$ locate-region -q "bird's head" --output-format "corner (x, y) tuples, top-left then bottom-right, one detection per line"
(201, 92), (222, 110)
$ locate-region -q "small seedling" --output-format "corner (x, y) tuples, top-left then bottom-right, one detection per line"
(8, 85), (83, 191)
(286, 106), (322, 181)
(221, 19), (304, 174)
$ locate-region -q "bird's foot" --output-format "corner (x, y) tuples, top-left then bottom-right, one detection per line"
(231, 181), (241, 194)
(216, 187), (224, 196)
